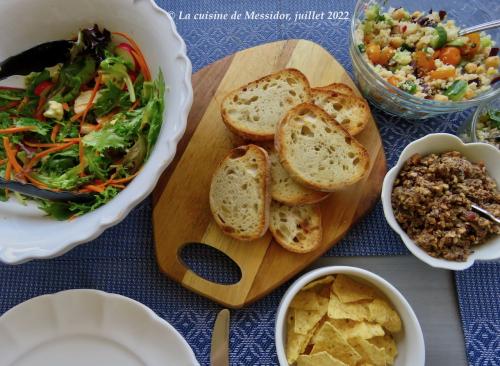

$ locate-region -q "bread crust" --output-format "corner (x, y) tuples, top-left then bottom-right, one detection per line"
(220, 68), (312, 141)
(314, 82), (355, 96)
(275, 103), (370, 192)
(209, 144), (271, 241)
(310, 89), (370, 136)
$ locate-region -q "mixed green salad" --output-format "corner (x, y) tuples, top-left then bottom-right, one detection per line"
(0, 25), (165, 220)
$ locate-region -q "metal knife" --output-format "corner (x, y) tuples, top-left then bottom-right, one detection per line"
(210, 309), (230, 366)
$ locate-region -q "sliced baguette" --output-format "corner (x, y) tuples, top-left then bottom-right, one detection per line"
(262, 144), (329, 205)
(311, 89), (370, 136)
(209, 144), (271, 241)
(276, 103), (370, 192)
(270, 201), (322, 253)
(314, 82), (355, 97)
(221, 69), (311, 141)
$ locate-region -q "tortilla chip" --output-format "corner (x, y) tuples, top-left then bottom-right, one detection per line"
(367, 299), (402, 333)
(286, 311), (319, 365)
(294, 296), (328, 335)
(329, 319), (385, 340)
(369, 335), (398, 365)
(302, 275), (335, 291)
(290, 290), (320, 310)
(311, 322), (362, 365)
(297, 351), (348, 366)
(333, 275), (376, 303)
(328, 293), (369, 321)
(348, 337), (386, 366)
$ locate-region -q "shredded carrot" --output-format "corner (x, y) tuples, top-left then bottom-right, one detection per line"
(79, 140), (85, 177)
(83, 184), (105, 193)
(50, 124), (61, 143)
(109, 183), (126, 189)
(0, 126), (36, 134)
(63, 137), (81, 142)
(62, 103), (70, 111)
(70, 110), (85, 122)
(2, 138), (23, 177)
(68, 214), (78, 221)
(17, 96), (29, 112)
(81, 74), (103, 128)
(130, 49), (151, 81)
(0, 101), (20, 112)
(24, 141), (77, 171)
(24, 174), (49, 189)
(5, 161), (11, 180)
(4, 161), (11, 196)
(35, 86), (52, 119)
(107, 172), (138, 185)
(0, 86), (24, 91)
(112, 31), (151, 80)
(0, 159), (7, 166)
(129, 100), (140, 111)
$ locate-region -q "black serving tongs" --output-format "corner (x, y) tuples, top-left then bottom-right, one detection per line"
(0, 177), (94, 203)
(0, 40), (74, 81)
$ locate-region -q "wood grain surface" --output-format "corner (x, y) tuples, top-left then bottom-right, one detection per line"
(152, 39), (387, 308)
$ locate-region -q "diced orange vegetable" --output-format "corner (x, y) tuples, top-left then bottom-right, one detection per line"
(366, 43), (381, 64)
(429, 68), (456, 79)
(439, 47), (461, 66)
(387, 76), (399, 86)
(460, 33), (481, 58)
(414, 51), (436, 73)
(378, 47), (395, 65)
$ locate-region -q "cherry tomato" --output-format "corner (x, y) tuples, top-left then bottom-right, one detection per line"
(34, 81), (54, 96)
(460, 33), (481, 58)
(378, 47), (395, 65)
(429, 68), (456, 79)
(414, 51), (436, 74)
(366, 43), (381, 64)
(439, 47), (461, 65)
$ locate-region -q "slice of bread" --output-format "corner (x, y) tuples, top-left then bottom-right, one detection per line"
(311, 89), (370, 136)
(221, 69), (311, 141)
(276, 103), (370, 192)
(262, 144), (329, 205)
(209, 144), (271, 241)
(314, 82), (355, 97)
(270, 201), (322, 253)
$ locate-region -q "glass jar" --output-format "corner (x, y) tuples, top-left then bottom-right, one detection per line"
(459, 98), (500, 148)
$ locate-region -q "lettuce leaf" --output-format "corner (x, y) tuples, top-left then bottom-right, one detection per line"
(82, 127), (128, 152)
(32, 165), (89, 190)
(142, 70), (165, 157)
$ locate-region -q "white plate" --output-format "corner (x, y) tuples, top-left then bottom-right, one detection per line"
(0, 290), (199, 366)
(0, 0), (192, 264)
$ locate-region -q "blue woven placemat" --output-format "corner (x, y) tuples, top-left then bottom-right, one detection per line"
(455, 262), (500, 366)
(1, 1), (499, 365)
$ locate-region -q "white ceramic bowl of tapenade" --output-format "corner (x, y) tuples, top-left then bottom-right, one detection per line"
(381, 133), (500, 270)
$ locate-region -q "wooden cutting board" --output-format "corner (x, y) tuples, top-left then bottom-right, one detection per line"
(152, 39), (387, 308)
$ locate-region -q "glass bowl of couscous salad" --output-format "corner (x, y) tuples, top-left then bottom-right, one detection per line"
(459, 98), (500, 149)
(350, 0), (500, 118)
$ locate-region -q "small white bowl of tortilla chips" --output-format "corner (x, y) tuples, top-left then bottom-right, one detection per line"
(275, 266), (425, 366)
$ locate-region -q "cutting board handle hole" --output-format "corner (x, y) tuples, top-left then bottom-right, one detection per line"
(179, 243), (242, 285)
